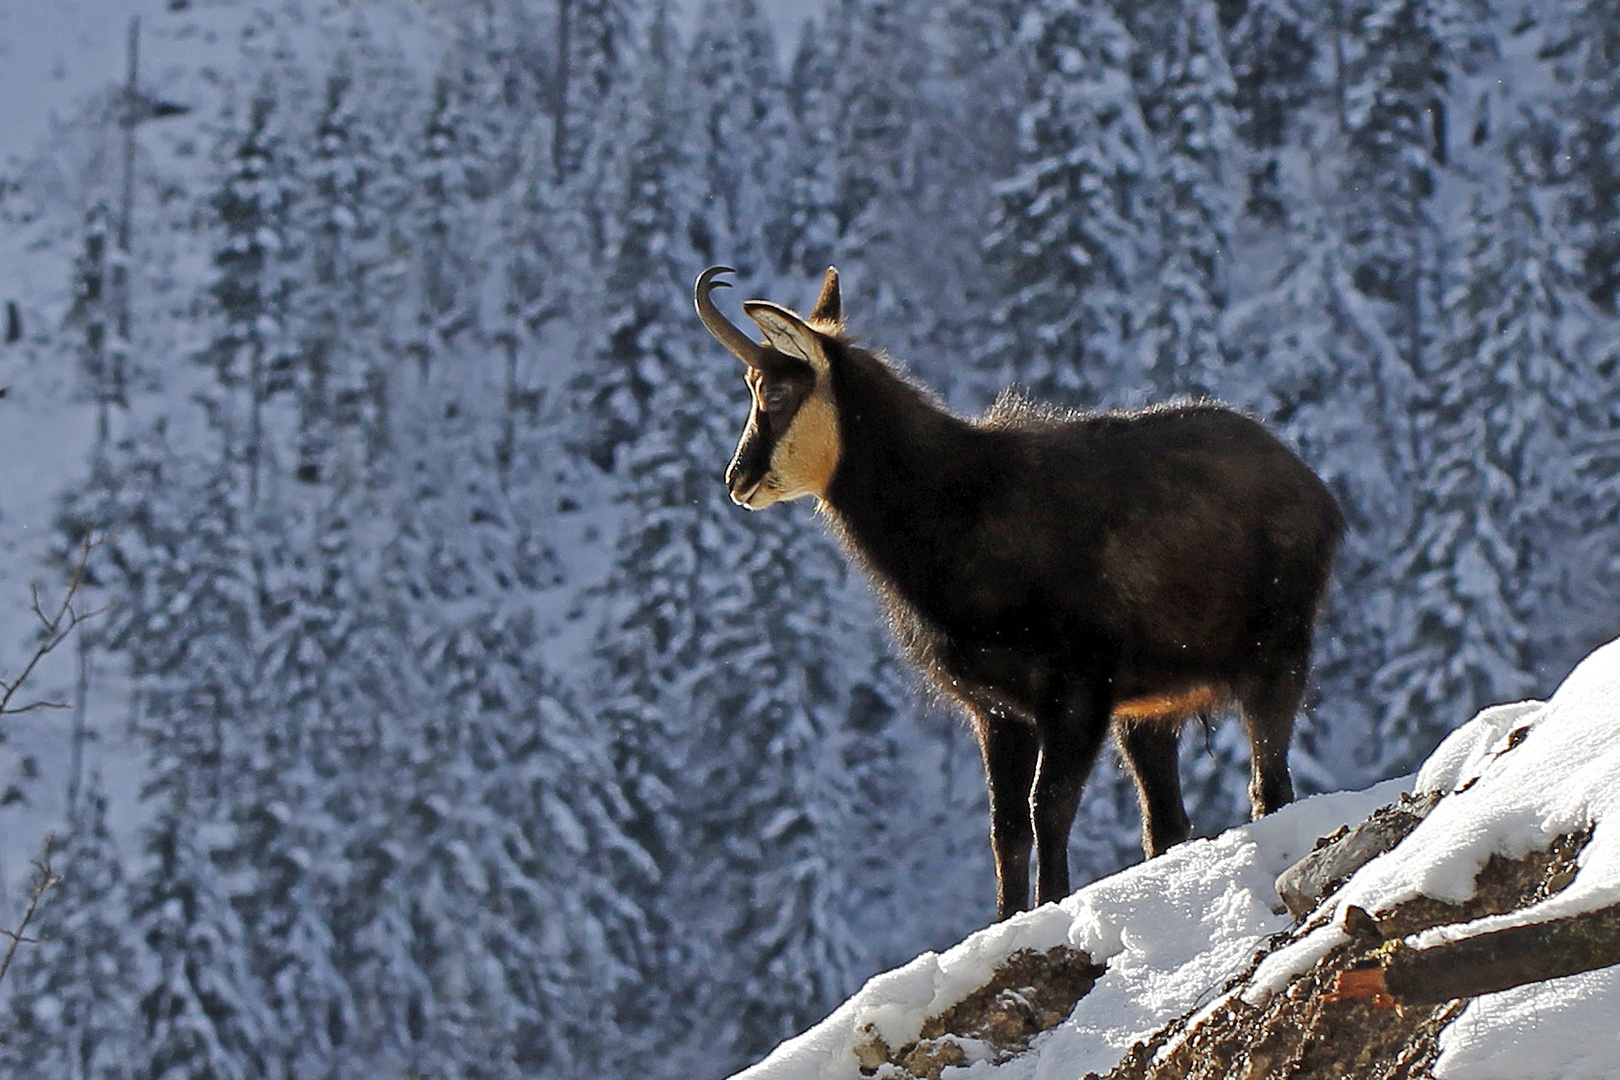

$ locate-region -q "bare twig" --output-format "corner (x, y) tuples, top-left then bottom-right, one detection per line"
(0, 834), (62, 987)
(0, 535), (103, 990)
(0, 533), (108, 718)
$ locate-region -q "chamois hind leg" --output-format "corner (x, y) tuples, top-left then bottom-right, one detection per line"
(1116, 715), (1192, 858)
(1239, 653), (1309, 819)
(1031, 678), (1112, 907)
(978, 716), (1039, 920)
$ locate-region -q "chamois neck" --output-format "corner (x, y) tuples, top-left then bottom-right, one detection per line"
(821, 346), (992, 589)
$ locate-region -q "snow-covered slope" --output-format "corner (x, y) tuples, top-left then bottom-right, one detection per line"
(736, 638), (1620, 1080)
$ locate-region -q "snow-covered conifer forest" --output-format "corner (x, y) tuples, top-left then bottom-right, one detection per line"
(0, 0), (1614, 1077)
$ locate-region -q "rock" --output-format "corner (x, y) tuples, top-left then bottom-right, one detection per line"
(1274, 792), (1440, 920)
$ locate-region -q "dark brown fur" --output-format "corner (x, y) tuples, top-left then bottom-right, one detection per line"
(708, 269), (1344, 920)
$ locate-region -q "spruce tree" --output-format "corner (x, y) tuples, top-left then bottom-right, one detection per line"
(781, 14), (843, 279)
(672, 488), (886, 1069)
(1220, 0), (1319, 224)
(129, 796), (266, 1080)
(565, 8), (698, 1068)
(202, 87), (303, 512)
(786, 0), (956, 363)
(1375, 173), (1609, 750)
(981, 0), (1155, 405)
(552, 0), (640, 178)
(1131, 0), (1240, 398)
(1337, 0), (1456, 379)
(686, 0), (791, 275)
(1558, 0), (1620, 311)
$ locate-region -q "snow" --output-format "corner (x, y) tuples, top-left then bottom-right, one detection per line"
(0, 0), (156, 167)
(1433, 966), (1620, 1080)
(732, 639), (1620, 1080)
(1248, 639), (1620, 1007)
(732, 778), (1408, 1080)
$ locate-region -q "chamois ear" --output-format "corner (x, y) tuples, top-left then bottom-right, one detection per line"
(742, 300), (830, 379)
(809, 266), (842, 327)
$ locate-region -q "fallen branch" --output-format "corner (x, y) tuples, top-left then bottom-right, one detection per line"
(1331, 901), (1620, 1007)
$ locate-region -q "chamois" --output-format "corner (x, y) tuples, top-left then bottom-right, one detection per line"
(696, 265), (1343, 920)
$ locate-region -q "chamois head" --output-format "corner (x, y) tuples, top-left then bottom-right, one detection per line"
(696, 266), (845, 510)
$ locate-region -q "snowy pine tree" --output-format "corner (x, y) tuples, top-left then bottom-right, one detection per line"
(1375, 170), (1611, 748)
(551, 0), (640, 179)
(1556, 0), (1620, 311)
(686, 0), (792, 275)
(1221, 0), (1319, 224)
(562, 8), (702, 1070)
(981, 0), (1155, 405)
(129, 774), (266, 1080)
(1131, 0), (1240, 398)
(1337, 0), (1456, 375)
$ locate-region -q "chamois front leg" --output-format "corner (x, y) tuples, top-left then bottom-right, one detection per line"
(978, 717), (1039, 920)
(1032, 679), (1111, 907)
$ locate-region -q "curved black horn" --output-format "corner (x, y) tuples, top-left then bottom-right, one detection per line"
(695, 266), (766, 369)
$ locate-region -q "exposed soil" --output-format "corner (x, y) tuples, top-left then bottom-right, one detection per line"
(1097, 825), (1593, 1080)
(849, 780), (1595, 1080)
(853, 946), (1106, 1080)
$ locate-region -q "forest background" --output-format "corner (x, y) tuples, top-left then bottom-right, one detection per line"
(0, 0), (1615, 1077)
